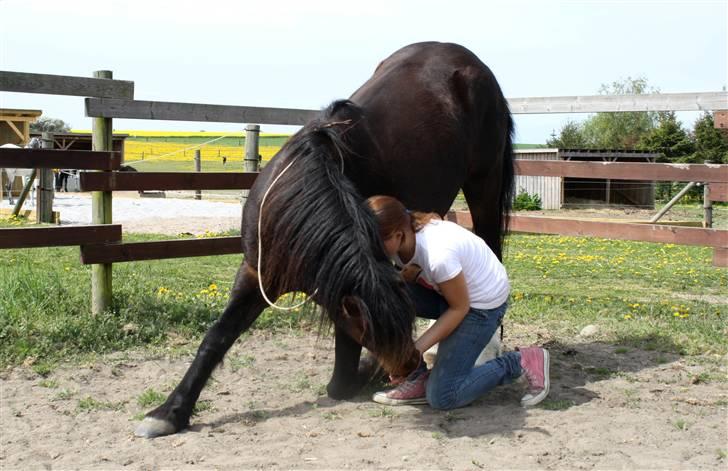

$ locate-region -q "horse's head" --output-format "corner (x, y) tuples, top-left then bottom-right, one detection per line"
(334, 260), (420, 378)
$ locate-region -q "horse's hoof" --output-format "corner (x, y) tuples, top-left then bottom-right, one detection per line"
(326, 382), (360, 400)
(134, 417), (177, 438)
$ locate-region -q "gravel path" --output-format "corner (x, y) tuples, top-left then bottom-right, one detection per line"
(1, 192), (244, 235)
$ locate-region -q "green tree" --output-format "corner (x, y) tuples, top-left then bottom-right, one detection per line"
(691, 112), (728, 164)
(581, 77), (657, 149)
(547, 120), (587, 148)
(30, 117), (71, 133)
(638, 111), (694, 162)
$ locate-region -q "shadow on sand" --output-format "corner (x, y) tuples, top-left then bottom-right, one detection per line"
(194, 332), (682, 439)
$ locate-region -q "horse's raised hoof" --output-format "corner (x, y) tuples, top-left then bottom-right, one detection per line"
(134, 417), (178, 438)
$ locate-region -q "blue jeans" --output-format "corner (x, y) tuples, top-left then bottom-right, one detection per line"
(406, 283), (523, 410)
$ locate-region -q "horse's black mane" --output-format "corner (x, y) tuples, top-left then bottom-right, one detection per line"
(258, 100), (415, 364)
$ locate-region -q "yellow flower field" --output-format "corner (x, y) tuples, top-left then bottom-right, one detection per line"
(123, 141), (281, 164)
(71, 130), (287, 165)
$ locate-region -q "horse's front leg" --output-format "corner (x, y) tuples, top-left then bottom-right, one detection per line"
(326, 326), (383, 399)
(135, 262), (267, 438)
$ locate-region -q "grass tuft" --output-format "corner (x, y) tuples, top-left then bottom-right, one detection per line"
(137, 388), (167, 408)
(539, 399), (576, 410)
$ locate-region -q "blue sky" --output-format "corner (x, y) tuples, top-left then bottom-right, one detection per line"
(1, 0), (726, 143)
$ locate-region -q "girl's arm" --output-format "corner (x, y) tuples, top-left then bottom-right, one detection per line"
(414, 271), (470, 354)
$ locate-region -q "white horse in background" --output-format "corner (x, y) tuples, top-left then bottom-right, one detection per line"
(1, 139), (41, 206)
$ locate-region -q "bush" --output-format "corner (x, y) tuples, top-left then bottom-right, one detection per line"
(513, 190), (542, 211)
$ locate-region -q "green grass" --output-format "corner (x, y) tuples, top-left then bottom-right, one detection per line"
(137, 388), (167, 408)
(0, 228), (315, 368)
(368, 406), (397, 418)
(132, 160), (246, 173)
(77, 396), (126, 412)
(38, 379), (58, 389)
(505, 234), (727, 356)
(672, 418), (689, 431)
(192, 399), (214, 415)
(0, 217), (726, 368)
(538, 399), (576, 410)
(227, 354), (256, 372)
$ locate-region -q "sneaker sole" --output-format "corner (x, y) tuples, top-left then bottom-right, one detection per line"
(372, 392), (428, 406)
(521, 349), (550, 407)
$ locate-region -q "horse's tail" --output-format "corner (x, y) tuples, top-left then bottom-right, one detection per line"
(499, 112), (515, 255)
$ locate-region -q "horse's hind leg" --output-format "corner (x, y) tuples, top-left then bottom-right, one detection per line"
(135, 261), (267, 438)
(463, 169), (506, 260)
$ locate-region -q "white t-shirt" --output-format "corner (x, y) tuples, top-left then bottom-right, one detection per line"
(396, 219), (510, 309)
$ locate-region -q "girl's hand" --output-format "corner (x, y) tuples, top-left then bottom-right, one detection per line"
(388, 355), (427, 385)
(401, 263), (422, 283)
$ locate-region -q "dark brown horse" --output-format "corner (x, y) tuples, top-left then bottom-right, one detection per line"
(135, 41), (514, 438)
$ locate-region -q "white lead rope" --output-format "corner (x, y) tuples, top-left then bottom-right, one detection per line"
(257, 157), (318, 311)
(256, 125), (347, 311)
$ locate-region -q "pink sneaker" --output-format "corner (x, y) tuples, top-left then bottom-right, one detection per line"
(372, 370), (429, 406)
(518, 347), (550, 407)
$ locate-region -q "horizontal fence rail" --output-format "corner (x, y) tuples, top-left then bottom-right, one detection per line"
(77, 162), (728, 193)
(447, 212), (727, 248)
(0, 148), (121, 170)
(507, 92), (727, 114)
(0, 225), (122, 249)
(83, 93), (728, 125)
(79, 171), (258, 191)
(85, 98), (319, 125)
(514, 160), (728, 183)
(79, 211), (728, 265)
(80, 236), (242, 264)
(0, 71), (134, 99)
(708, 183), (728, 202)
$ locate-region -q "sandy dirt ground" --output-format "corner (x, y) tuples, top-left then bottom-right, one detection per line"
(2, 194), (726, 469)
(2, 328), (726, 470)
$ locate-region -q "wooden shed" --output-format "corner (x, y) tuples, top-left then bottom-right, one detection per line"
(0, 108), (41, 145)
(28, 132), (129, 192)
(1, 108), (42, 198)
(514, 148), (661, 209)
(29, 131), (128, 155)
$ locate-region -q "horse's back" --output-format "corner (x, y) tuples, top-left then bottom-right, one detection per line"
(347, 42), (510, 213)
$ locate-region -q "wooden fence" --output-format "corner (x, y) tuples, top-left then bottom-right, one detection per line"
(1, 70), (727, 316)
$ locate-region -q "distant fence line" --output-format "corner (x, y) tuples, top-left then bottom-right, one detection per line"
(1, 69), (726, 317)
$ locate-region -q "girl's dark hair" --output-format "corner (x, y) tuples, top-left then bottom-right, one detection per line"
(365, 195), (440, 239)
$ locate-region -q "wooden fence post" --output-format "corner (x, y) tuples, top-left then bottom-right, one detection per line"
(91, 70), (114, 316)
(11, 169), (37, 217)
(37, 132), (55, 223)
(703, 164), (713, 228)
(649, 181), (697, 223)
(242, 124), (260, 204)
(194, 149), (201, 200)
